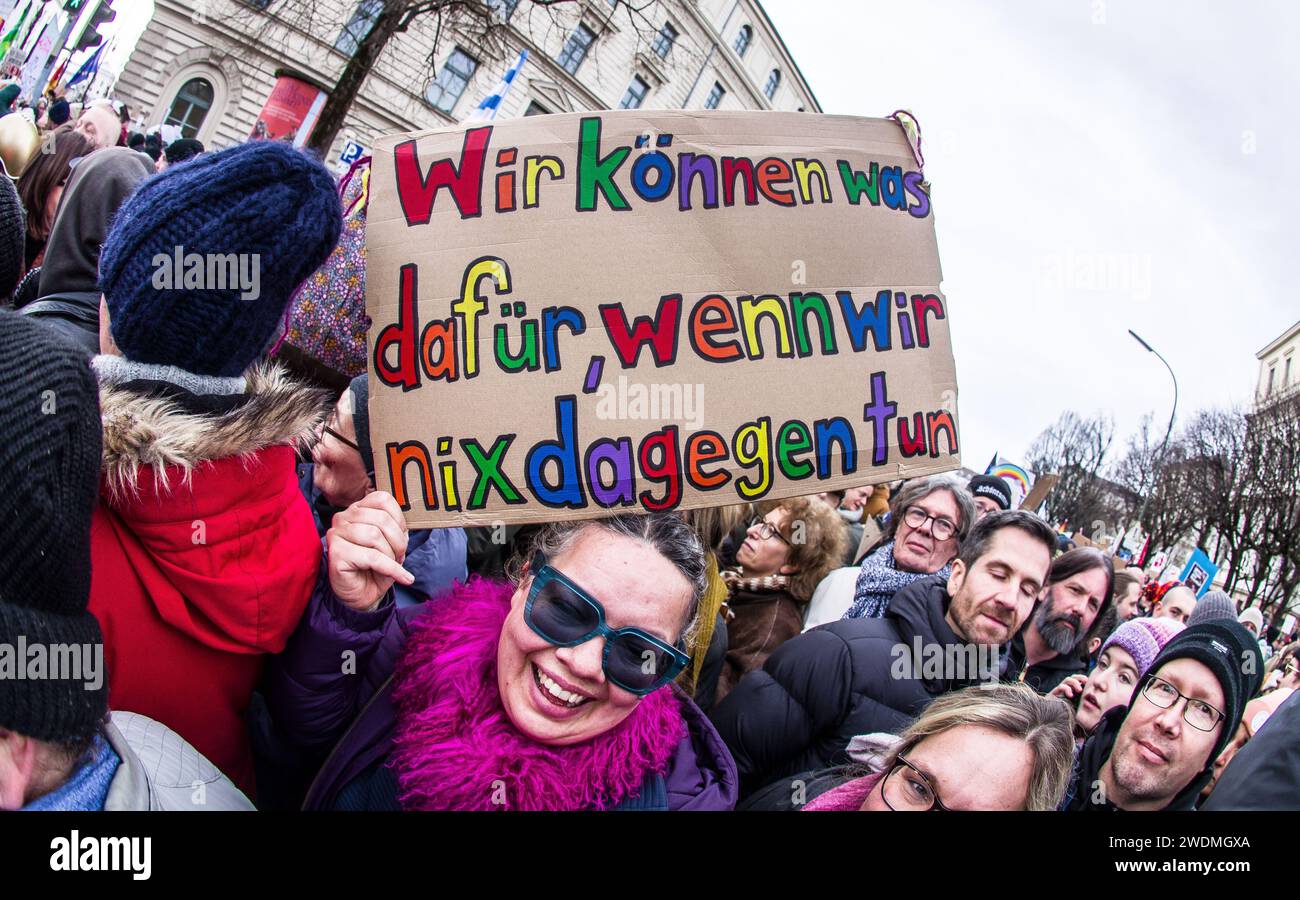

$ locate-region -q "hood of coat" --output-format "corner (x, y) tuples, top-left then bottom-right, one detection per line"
(97, 358), (331, 499)
(91, 358), (329, 656)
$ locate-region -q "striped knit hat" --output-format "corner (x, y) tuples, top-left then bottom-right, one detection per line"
(1101, 616), (1185, 679)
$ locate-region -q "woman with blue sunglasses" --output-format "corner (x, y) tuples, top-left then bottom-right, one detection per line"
(267, 491), (739, 810)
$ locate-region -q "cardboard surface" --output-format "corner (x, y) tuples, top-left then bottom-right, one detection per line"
(365, 111), (960, 527)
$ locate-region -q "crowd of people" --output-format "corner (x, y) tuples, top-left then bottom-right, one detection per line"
(0, 131), (1294, 813)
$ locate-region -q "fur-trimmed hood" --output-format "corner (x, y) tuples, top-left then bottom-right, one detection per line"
(96, 358), (332, 499)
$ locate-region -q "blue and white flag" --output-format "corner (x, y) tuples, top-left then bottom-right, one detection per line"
(66, 42), (105, 88)
(464, 48), (528, 123)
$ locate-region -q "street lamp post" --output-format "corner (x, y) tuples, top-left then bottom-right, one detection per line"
(1129, 329), (1179, 561)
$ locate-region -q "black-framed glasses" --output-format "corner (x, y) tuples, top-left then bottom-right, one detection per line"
(880, 753), (951, 812)
(751, 518), (791, 546)
(902, 506), (958, 541)
(523, 552), (690, 696)
(1141, 675), (1225, 732)
(322, 425), (360, 453)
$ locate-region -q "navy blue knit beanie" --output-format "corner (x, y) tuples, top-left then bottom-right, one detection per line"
(99, 140), (343, 377)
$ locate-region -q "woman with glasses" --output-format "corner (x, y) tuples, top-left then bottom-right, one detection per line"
(805, 475), (975, 628)
(742, 684), (1074, 811)
(298, 373), (467, 608)
(268, 494), (738, 810)
(715, 496), (846, 700)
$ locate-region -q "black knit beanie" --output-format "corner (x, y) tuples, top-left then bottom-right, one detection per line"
(968, 474), (1013, 511)
(347, 373), (374, 477)
(0, 172), (25, 302)
(0, 309), (107, 743)
(1134, 620), (1264, 766)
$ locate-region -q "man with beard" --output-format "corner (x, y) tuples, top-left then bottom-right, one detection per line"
(1066, 621), (1262, 810)
(1016, 548), (1114, 693)
(713, 510), (1057, 797)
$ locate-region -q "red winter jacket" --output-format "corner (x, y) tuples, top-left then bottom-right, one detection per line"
(88, 361), (330, 794)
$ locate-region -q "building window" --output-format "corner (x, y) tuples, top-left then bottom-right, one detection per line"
(1286, 356), (1293, 386)
(1267, 366), (1276, 395)
(764, 69), (780, 100)
(487, 0), (519, 20)
(619, 75), (649, 109)
(733, 24), (752, 57)
(524, 100), (551, 116)
(557, 23), (596, 75)
(651, 22), (677, 58)
(704, 81), (725, 109)
(164, 77), (214, 139)
(426, 48), (479, 114)
(335, 0), (383, 56)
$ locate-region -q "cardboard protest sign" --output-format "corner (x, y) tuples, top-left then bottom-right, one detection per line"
(366, 111), (960, 527)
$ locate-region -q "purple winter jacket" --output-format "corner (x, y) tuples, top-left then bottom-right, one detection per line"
(265, 566), (739, 811)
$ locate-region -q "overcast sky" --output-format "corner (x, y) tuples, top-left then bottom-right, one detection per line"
(764, 0), (1298, 470)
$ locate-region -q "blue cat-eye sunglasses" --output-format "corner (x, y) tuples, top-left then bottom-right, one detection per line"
(524, 552), (690, 696)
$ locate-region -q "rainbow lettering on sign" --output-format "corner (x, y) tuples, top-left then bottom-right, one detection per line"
(390, 119), (932, 223)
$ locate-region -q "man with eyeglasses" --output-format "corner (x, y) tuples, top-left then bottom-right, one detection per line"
(300, 374), (467, 607)
(1065, 621), (1263, 811)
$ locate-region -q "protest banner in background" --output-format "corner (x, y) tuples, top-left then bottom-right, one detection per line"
(249, 75), (326, 146)
(366, 111), (960, 527)
(1179, 548), (1219, 598)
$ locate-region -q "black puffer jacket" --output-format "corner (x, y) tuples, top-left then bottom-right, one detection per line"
(1203, 690), (1300, 810)
(711, 575), (1017, 796)
(1021, 644), (1087, 694)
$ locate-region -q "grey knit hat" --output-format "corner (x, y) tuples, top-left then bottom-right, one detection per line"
(1188, 590), (1236, 628)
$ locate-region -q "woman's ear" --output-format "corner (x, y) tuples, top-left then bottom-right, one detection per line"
(778, 562), (801, 576)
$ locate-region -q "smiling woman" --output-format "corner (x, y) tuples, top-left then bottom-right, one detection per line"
(268, 501), (740, 811)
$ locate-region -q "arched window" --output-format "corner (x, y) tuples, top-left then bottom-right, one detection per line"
(164, 78), (214, 139)
(764, 69), (781, 100)
(733, 24), (752, 57)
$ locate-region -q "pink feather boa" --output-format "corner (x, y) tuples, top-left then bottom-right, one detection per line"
(388, 577), (687, 810)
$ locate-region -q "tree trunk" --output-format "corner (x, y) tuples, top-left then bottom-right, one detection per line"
(306, 2), (408, 157)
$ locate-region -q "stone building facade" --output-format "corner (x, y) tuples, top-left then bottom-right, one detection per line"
(113, 0), (820, 163)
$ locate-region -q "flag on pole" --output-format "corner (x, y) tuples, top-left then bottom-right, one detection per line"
(66, 42), (104, 89)
(46, 49), (69, 92)
(0, 1), (29, 59)
(464, 48), (528, 123)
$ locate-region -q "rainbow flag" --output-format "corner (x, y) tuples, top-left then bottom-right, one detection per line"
(984, 454), (1035, 509)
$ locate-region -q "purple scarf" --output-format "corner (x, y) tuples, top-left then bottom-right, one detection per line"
(388, 578), (686, 810)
